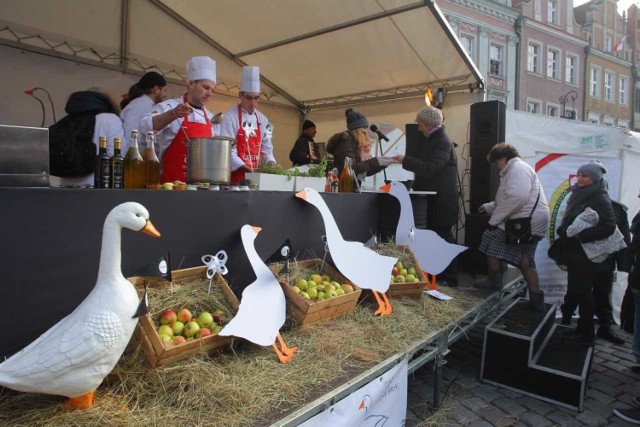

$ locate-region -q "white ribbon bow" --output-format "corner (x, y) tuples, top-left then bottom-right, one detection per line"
(201, 251), (228, 280)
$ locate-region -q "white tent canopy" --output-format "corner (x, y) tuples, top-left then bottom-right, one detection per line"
(0, 0), (483, 111)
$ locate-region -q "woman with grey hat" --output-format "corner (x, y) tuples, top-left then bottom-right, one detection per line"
(555, 161), (617, 345)
(326, 108), (394, 180)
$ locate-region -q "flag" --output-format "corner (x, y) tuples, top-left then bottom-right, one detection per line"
(133, 253), (172, 282)
(265, 238), (294, 264)
(614, 36), (626, 52)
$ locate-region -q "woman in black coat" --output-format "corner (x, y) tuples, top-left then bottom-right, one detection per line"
(556, 162), (616, 344)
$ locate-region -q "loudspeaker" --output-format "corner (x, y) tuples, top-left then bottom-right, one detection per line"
(469, 100), (505, 213)
(461, 213), (489, 274)
(405, 123), (424, 159)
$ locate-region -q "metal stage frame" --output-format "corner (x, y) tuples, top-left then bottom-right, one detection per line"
(274, 269), (526, 426)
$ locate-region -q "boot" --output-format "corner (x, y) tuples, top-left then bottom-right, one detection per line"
(473, 270), (503, 290)
(529, 290), (545, 312)
(597, 326), (625, 345)
(565, 320), (595, 345)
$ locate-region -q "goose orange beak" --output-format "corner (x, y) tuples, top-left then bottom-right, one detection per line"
(379, 183), (391, 192)
(251, 226), (262, 233)
(141, 220), (161, 237)
(295, 189), (307, 200)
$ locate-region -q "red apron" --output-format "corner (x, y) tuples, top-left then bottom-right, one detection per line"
(161, 97), (212, 183)
(230, 104), (262, 184)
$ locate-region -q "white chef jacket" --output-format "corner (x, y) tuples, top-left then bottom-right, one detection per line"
(51, 113), (125, 187)
(219, 104), (276, 171)
(120, 94), (155, 152)
(139, 97), (219, 159)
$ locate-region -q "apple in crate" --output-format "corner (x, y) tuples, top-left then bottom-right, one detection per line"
(196, 328), (212, 338)
(160, 309), (177, 325)
(177, 308), (192, 323)
(197, 311), (214, 328)
(172, 336), (187, 345)
(184, 320), (200, 338)
(172, 321), (185, 336)
(157, 324), (174, 337)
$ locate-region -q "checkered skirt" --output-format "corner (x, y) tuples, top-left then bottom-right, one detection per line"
(478, 228), (541, 268)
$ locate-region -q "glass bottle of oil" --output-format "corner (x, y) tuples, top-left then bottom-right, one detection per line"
(338, 157), (356, 193)
(124, 129), (145, 189)
(94, 136), (111, 188)
(143, 131), (161, 189)
(110, 137), (124, 189)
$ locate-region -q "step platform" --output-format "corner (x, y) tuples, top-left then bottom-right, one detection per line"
(481, 298), (593, 411)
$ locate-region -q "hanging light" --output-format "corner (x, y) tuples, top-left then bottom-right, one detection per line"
(424, 86), (433, 107)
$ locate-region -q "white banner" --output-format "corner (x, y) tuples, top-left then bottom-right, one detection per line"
(535, 153), (622, 304)
(300, 359), (408, 427)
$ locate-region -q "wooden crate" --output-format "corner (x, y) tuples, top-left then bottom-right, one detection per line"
(270, 259), (362, 326)
(128, 266), (240, 367)
(386, 246), (429, 298)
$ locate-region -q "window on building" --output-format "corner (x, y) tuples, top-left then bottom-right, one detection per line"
(605, 36), (612, 53)
(547, 105), (559, 117)
(548, 0), (558, 24)
(603, 116), (614, 126)
(619, 75), (628, 106)
(490, 43), (504, 76)
(588, 112), (600, 124)
(547, 48), (559, 79)
(459, 34), (476, 62)
(604, 71), (614, 102)
(590, 67), (600, 98)
(528, 43), (540, 73)
(527, 100), (541, 114)
(565, 54), (577, 84)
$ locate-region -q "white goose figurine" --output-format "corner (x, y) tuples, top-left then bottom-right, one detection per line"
(295, 188), (397, 316)
(219, 225), (298, 363)
(380, 182), (467, 283)
(0, 202), (160, 409)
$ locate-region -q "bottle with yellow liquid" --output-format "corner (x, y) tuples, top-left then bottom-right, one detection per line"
(124, 129), (145, 189)
(338, 157), (356, 193)
(143, 131), (161, 189)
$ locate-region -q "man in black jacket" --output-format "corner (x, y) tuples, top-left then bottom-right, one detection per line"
(289, 120), (318, 166)
(393, 106), (459, 286)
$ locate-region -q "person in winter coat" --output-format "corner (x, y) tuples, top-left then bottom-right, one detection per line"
(612, 189), (640, 424)
(556, 162), (617, 344)
(473, 143), (550, 312)
(289, 120), (319, 166)
(393, 106), (460, 286)
(326, 108), (394, 178)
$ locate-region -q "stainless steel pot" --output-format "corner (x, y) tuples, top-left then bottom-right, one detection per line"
(187, 136), (235, 184)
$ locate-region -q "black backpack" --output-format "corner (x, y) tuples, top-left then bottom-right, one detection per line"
(48, 113), (97, 177)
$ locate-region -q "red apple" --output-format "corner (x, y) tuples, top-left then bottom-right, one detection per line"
(171, 336), (186, 346)
(177, 308), (192, 323)
(196, 327), (212, 338)
(392, 267), (399, 276)
(160, 309), (177, 325)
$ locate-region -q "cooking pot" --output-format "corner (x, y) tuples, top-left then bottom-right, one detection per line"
(187, 136), (235, 184)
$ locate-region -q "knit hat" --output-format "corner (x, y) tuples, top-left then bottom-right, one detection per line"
(302, 119), (316, 130)
(345, 108), (368, 130)
(416, 106), (443, 127)
(186, 56), (217, 83)
(577, 162), (604, 182)
(137, 72), (167, 89)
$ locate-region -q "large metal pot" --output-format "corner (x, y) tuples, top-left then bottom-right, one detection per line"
(187, 136), (235, 184)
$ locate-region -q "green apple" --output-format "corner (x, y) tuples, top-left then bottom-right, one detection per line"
(159, 333), (172, 343)
(171, 321), (185, 336)
(395, 275), (406, 283)
(307, 287), (318, 299)
(336, 288), (345, 296)
(157, 324), (174, 337)
(395, 261), (404, 270)
(295, 279), (308, 291)
(197, 311), (214, 328)
(405, 274), (416, 282)
(399, 268), (408, 276)
(184, 320), (200, 338)
(408, 267), (416, 275)
(317, 291), (326, 300)
(321, 274), (331, 282)
(292, 285), (301, 294)
(325, 289), (338, 298)
(300, 291), (310, 300)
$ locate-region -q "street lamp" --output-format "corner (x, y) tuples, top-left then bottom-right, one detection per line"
(559, 90), (578, 119)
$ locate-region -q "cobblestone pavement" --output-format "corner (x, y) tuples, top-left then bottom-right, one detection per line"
(406, 321), (639, 427)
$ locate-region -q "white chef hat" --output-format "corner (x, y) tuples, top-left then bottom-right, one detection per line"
(186, 56), (216, 83)
(241, 66), (260, 93)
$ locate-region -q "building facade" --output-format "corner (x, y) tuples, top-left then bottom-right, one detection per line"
(441, 0), (520, 107)
(512, 0), (588, 119)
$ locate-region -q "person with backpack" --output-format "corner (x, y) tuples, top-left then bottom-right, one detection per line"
(48, 88), (124, 187)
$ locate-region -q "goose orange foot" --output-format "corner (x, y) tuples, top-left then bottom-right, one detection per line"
(273, 333), (298, 363)
(373, 291), (392, 316)
(65, 390), (94, 410)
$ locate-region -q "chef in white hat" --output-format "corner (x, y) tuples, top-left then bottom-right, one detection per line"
(140, 55), (219, 183)
(219, 65), (276, 184)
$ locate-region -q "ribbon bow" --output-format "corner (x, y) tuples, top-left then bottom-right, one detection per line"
(201, 251), (229, 280)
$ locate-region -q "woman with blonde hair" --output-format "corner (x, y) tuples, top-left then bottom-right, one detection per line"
(326, 108), (394, 180)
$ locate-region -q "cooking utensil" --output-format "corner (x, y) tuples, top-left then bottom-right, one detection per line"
(187, 136), (235, 184)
